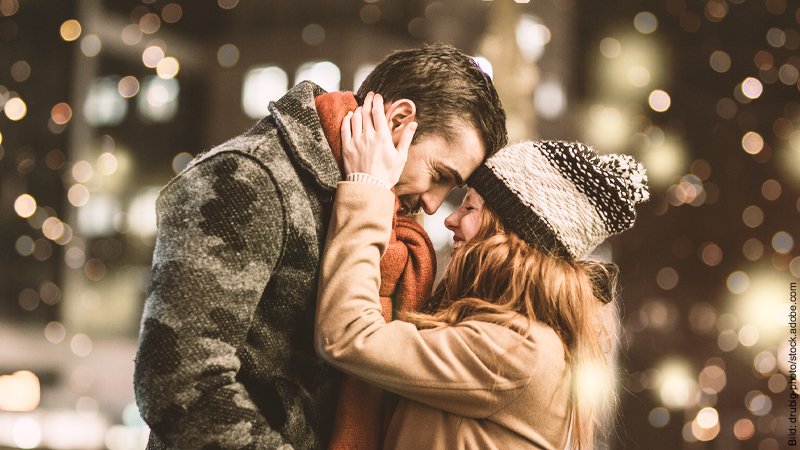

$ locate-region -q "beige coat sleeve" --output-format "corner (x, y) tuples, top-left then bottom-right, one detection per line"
(315, 182), (535, 419)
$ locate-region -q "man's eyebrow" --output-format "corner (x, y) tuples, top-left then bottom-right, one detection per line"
(435, 162), (464, 186)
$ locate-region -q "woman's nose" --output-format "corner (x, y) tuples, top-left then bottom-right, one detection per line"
(444, 211), (458, 231)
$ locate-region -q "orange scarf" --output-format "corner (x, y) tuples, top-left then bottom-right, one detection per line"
(315, 92), (437, 450)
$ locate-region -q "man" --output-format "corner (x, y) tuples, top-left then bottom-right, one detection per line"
(133, 43), (507, 449)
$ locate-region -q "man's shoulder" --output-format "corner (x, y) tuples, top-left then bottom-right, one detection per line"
(188, 117), (286, 172)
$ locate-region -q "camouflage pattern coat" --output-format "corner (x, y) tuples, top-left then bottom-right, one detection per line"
(134, 81), (342, 450)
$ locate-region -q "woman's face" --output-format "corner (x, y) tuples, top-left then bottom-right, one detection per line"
(444, 188), (485, 250)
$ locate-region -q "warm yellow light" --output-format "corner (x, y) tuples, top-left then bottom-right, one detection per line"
(142, 46), (165, 68)
(72, 160), (94, 183)
(640, 137), (688, 188)
(695, 407), (718, 429)
(60, 19), (82, 41)
(730, 268), (793, 347)
(14, 194), (36, 218)
(42, 217), (65, 241)
(733, 418), (755, 440)
(648, 89), (671, 112)
(68, 184), (90, 207)
(4, 97), (26, 120)
(741, 131), (764, 154)
(698, 365), (726, 394)
(741, 77), (763, 99)
(573, 358), (615, 411)
(585, 104), (631, 153)
(97, 152), (118, 175)
(599, 37), (621, 58)
(627, 65), (651, 87)
(156, 57), (180, 79)
(691, 407), (720, 441)
(656, 359), (697, 409)
(0, 371), (40, 411)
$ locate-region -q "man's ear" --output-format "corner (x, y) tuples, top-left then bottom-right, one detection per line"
(385, 99), (416, 132)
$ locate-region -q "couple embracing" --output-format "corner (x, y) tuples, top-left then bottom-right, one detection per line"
(133, 43), (649, 450)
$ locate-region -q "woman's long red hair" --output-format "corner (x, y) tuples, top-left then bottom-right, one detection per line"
(404, 204), (622, 449)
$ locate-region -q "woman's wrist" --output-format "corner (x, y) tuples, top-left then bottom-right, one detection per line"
(345, 172), (393, 190)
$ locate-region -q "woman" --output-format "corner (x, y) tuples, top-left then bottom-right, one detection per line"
(315, 95), (649, 449)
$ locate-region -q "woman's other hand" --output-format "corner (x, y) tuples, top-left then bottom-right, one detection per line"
(341, 91), (417, 188)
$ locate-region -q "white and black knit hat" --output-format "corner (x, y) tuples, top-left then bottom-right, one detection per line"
(468, 140), (650, 259)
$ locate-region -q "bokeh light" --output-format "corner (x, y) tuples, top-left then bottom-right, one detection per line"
(633, 12), (658, 34)
(648, 89), (671, 112)
(657, 359), (697, 409)
(14, 194), (36, 218)
(709, 50), (731, 72)
(142, 46), (164, 68)
(51, 102), (72, 125)
(216, 44), (239, 68)
(60, 19), (81, 41)
(117, 75), (140, 98)
(4, 97), (26, 120)
(741, 131), (764, 154)
(161, 3), (182, 23)
(156, 57), (180, 79)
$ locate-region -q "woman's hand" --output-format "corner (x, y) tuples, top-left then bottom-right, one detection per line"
(341, 91), (417, 188)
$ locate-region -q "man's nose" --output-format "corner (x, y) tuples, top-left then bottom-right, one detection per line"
(420, 192), (446, 215)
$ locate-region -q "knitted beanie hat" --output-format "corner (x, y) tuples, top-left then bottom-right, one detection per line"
(467, 140), (650, 259)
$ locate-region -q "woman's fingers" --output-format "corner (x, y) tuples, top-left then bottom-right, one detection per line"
(361, 92), (374, 136)
(371, 94), (390, 136)
(351, 106), (363, 140)
(340, 111), (353, 148)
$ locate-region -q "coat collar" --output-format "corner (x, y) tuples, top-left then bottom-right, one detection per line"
(268, 80), (341, 192)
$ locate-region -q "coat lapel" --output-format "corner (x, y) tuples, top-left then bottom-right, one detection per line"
(269, 81), (341, 192)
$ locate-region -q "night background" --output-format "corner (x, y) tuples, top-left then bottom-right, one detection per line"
(0, 0), (798, 448)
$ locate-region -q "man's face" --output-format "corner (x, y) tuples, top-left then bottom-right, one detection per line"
(392, 121), (485, 215)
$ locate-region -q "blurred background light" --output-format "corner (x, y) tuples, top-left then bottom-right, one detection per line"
(217, 43), (240, 68)
(156, 57), (180, 79)
(242, 66), (288, 119)
(515, 14), (550, 62)
(534, 78), (566, 119)
(633, 11), (658, 34)
(14, 194), (36, 218)
(353, 63), (376, 92)
(84, 76), (127, 127)
(60, 19), (81, 41)
(639, 136), (687, 188)
(128, 187), (160, 238)
(0, 371), (40, 412)
(584, 104), (631, 153)
(4, 97), (26, 121)
(648, 89), (670, 112)
(295, 61), (341, 92)
(472, 56), (494, 79)
(80, 34), (102, 57)
(656, 359), (697, 410)
(137, 76), (180, 123)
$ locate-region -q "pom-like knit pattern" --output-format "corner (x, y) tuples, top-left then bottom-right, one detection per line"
(468, 140), (650, 259)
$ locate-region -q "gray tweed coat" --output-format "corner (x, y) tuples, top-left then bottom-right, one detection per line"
(134, 81), (343, 450)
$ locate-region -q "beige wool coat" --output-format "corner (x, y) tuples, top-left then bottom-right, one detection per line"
(316, 182), (573, 450)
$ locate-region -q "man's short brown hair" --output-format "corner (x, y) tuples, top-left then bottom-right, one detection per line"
(357, 43), (508, 160)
